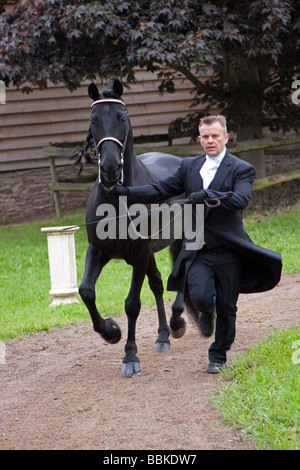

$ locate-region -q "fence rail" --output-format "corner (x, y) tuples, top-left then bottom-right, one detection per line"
(45, 136), (300, 217)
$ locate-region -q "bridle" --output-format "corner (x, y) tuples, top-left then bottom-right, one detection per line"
(90, 98), (130, 187)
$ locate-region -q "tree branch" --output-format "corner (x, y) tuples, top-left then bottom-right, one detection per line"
(223, 55), (239, 91)
(170, 63), (206, 92)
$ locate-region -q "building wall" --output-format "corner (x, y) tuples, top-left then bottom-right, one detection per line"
(0, 69), (212, 172)
(0, 68), (218, 223)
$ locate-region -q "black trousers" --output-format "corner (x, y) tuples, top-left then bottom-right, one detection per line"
(186, 245), (244, 363)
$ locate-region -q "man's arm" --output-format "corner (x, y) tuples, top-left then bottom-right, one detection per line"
(189, 164), (256, 211)
(110, 159), (185, 203)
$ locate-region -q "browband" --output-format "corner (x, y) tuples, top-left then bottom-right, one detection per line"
(91, 98), (126, 108)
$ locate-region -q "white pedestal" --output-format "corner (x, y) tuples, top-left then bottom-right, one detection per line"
(41, 226), (80, 307)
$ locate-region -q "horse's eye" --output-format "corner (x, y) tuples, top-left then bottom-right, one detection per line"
(117, 111), (127, 123)
(90, 114), (99, 126)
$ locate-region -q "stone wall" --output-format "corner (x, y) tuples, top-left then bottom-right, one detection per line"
(0, 164), (97, 225)
(265, 146), (300, 174)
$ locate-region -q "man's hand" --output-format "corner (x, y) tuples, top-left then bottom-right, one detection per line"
(107, 185), (129, 196)
(188, 190), (207, 205)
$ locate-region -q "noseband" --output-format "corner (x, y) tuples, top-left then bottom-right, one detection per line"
(90, 98), (130, 187)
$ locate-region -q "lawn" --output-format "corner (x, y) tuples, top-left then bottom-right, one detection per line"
(244, 205), (300, 274)
(213, 326), (300, 450)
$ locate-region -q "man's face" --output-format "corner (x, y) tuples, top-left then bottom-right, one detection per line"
(198, 121), (229, 157)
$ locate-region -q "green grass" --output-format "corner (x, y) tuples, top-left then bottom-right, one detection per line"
(244, 203), (300, 274)
(0, 211), (175, 341)
(213, 326), (300, 450)
(0, 204), (299, 341)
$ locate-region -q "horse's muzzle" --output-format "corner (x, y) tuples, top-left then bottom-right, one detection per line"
(100, 164), (123, 185)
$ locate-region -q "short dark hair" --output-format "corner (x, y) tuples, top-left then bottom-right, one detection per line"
(199, 115), (227, 133)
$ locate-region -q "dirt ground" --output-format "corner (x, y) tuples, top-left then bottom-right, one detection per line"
(0, 273), (299, 451)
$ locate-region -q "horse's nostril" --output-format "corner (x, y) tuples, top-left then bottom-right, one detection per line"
(101, 166), (122, 182)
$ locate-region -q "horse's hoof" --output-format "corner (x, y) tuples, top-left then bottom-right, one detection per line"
(170, 317), (186, 338)
(121, 361), (142, 377)
(103, 317), (121, 344)
(154, 341), (170, 353)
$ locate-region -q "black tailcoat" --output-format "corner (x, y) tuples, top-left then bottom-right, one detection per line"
(129, 152), (282, 294)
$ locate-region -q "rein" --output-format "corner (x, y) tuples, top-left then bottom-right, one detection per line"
(62, 200), (184, 235)
(62, 192), (233, 232)
(171, 191), (233, 208)
(90, 98), (130, 187)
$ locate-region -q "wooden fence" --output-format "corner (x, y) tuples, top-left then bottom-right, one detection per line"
(45, 136), (300, 217)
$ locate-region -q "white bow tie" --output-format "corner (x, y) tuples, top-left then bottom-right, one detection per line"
(204, 157), (219, 170)
(200, 153), (225, 189)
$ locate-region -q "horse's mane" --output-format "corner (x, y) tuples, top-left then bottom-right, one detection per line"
(64, 128), (97, 174)
(101, 88), (124, 101)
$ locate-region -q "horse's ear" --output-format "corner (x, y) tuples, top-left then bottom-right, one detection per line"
(88, 82), (99, 101)
(113, 79), (123, 97)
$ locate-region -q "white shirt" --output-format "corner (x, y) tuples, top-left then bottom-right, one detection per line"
(199, 149), (226, 189)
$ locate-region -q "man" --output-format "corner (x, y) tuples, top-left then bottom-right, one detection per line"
(110, 115), (282, 374)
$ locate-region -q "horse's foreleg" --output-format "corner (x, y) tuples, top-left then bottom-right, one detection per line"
(121, 252), (151, 377)
(147, 255), (170, 352)
(79, 243), (121, 344)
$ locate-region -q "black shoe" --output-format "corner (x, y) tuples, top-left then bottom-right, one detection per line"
(205, 361), (227, 374)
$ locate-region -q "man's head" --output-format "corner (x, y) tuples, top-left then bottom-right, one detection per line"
(198, 115), (229, 157)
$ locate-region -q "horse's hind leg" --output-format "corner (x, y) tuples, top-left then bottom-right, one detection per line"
(79, 243), (121, 344)
(147, 254), (170, 352)
(169, 240), (186, 338)
(170, 291), (186, 338)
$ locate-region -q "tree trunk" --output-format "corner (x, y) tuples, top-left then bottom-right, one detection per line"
(229, 58), (267, 179)
(236, 120), (266, 179)
(239, 149), (266, 179)
(235, 99), (266, 179)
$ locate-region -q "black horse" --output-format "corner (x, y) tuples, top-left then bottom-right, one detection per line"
(77, 79), (188, 377)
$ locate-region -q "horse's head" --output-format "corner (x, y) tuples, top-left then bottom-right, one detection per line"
(88, 79), (130, 188)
